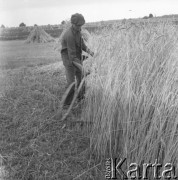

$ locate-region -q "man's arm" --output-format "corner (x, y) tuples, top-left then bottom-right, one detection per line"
(81, 38), (94, 57)
(66, 34), (81, 64)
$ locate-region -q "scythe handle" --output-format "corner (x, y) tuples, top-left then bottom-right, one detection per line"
(72, 61), (83, 74)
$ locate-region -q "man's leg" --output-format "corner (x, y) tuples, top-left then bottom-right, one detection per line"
(63, 65), (76, 105)
(64, 65), (75, 86)
(75, 68), (85, 101)
(75, 68), (82, 87)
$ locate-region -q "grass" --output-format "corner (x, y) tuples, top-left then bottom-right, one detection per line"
(0, 40), (59, 70)
(0, 40), (104, 179)
(0, 66), (105, 179)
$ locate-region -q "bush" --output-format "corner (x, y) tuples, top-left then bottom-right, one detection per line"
(143, 16), (148, 19)
(149, 13), (154, 18)
(19, 22), (26, 27)
(1, 24), (5, 28)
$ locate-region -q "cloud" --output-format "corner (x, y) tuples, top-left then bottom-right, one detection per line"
(0, 0), (177, 27)
(0, 0), (91, 11)
(0, 0), (123, 11)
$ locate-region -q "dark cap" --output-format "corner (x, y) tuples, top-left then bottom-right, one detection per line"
(71, 13), (85, 26)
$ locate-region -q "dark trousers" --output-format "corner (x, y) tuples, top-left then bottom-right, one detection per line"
(64, 64), (82, 87)
(61, 53), (84, 105)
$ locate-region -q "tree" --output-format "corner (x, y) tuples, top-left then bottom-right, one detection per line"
(143, 16), (148, 19)
(149, 13), (153, 18)
(61, 20), (66, 25)
(19, 22), (26, 27)
(1, 24), (5, 28)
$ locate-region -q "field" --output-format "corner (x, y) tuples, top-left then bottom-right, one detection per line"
(0, 25), (99, 41)
(0, 19), (178, 180)
(0, 39), (101, 179)
(0, 40), (59, 70)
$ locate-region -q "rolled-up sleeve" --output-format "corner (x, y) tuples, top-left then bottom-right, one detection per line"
(81, 38), (87, 52)
(82, 38), (92, 55)
(66, 34), (81, 64)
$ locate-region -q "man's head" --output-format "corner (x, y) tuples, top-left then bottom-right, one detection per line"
(71, 13), (85, 31)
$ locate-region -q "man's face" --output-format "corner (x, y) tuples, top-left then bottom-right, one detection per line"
(72, 24), (82, 32)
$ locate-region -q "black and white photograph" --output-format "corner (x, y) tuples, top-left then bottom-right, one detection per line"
(0, 0), (178, 179)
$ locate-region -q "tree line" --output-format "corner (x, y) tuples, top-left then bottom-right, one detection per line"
(0, 14), (154, 29)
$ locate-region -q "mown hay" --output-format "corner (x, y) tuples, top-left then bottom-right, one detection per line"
(26, 26), (55, 43)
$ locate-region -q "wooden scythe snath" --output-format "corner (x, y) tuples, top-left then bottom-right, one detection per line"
(60, 82), (76, 109)
(61, 78), (85, 122)
(60, 61), (86, 112)
(73, 61), (84, 74)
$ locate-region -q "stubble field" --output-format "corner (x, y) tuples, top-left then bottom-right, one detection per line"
(0, 40), (59, 70)
(0, 38), (101, 179)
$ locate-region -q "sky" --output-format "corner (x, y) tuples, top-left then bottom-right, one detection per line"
(0, 0), (177, 27)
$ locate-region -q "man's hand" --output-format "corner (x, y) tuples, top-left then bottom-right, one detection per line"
(89, 51), (94, 57)
(82, 55), (88, 61)
(87, 48), (94, 57)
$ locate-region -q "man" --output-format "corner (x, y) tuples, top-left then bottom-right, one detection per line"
(61, 13), (94, 106)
